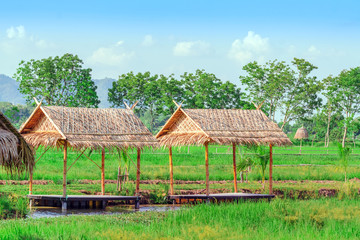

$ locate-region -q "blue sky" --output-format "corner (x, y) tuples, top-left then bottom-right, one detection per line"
(1, 0), (359, 82)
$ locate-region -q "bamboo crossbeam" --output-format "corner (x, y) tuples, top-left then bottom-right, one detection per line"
(66, 149), (86, 173)
(35, 146), (51, 164)
(83, 154), (101, 169)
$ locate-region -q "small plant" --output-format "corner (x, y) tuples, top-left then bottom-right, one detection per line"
(253, 145), (270, 189)
(337, 143), (351, 182)
(237, 148), (254, 183)
(116, 147), (130, 191)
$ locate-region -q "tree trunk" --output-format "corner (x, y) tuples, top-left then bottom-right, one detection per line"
(325, 105), (331, 148)
(342, 126), (347, 148)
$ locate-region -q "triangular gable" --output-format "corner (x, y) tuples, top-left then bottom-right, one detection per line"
(19, 104), (66, 139)
(156, 108), (208, 138)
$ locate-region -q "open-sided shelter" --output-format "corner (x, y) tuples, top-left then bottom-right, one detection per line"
(156, 105), (292, 196)
(0, 111), (34, 174)
(20, 100), (158, 208)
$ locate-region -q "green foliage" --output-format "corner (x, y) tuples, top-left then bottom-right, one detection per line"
(13, 53), (100, 107)
(236, 147), (254, 173)
(337, 143), (351, 181)
(108, 70), (249, 133)
(0, 102), (34, 129)
(0, 194), (28, 219)
(240, 60), (291, 120)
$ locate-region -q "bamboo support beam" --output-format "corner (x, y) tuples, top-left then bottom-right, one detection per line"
(101, 148), (105, 195)
(205, 142), (209, 196)
(269, 144), (273, 195)
(63, 141), (68, 197)
(29, 172), (33, 195)
(232, 143), (238, 193)
(169, 146), (174, 195)
(136, 148), (141, 196)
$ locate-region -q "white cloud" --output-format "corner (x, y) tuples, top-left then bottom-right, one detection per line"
(307, 45), (320, 55)
(173, 40), (211, 56)
(88, 41), (134, 66)
(6, 25), (26, 39)
(228, 31), (269, 63)
(142, 35), (154, 47)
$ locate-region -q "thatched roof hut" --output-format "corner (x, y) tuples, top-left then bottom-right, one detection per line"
(20, 105), (158, 149)
(0, 111), (34, 174)
(294, 127), (309, 139)
(156, 108), (292, 146)
(20, 102), (157, 203)
(156, 106), (291, 197)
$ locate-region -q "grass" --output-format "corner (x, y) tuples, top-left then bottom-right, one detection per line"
(1, 199), (360, 239)
(2, 144), (360, 183)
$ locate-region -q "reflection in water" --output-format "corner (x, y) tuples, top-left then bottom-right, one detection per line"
(29, 205), (180, 219)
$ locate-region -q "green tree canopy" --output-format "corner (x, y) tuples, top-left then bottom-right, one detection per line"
(14, 53), (100, 107)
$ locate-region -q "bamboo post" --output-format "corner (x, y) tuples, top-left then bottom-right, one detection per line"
(63, 142), (68, 197)
(232, 143), (238, 193)
(269, 144), (273, 195)
(29, 172), (33, 195)
(169, 146), (174, 195)
(101, 147), (105, 195)
(62, 141), (68, 211)
(205, 142), (209, 196)
(136, 148), (141, 196)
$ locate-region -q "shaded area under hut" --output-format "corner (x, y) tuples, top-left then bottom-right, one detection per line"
(20, 100), (158, 210)
(156, 104), (292, 201)
(0, 111), (34, 174)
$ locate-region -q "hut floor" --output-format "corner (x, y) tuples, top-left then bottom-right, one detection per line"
(27, 195), (141, 210)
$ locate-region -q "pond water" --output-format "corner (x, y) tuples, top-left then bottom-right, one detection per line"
(28, 205), (180, 219)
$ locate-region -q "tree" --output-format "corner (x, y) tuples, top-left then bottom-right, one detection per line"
(14, 53), (100, 107)
(181, 69), (247, 109)
(324, 67), (360, 147)
(240, 60), (291, 120)
(108, 72), (163, 132)
(280, 58), (323, 130)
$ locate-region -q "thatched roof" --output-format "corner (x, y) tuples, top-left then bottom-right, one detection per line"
(19, 105), (158, 150)
(294, 127), (309, 139)
(0, 111), (34, 174)
(156, 108), (292, 147)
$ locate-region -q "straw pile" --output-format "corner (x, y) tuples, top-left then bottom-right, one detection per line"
(294, 127), (309, 139)
(0, 112), (34, 174)
(20, 106), (158, 150)
(156, 108), (292, 147)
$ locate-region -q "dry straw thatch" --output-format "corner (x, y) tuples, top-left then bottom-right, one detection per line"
(294, 127), (309, 139)
(156, 108), (292, 147)
(20, 105), (158, 150)
(0, 111), (34, 174)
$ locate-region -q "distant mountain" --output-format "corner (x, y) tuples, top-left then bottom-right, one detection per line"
(93, 78), (116, 108)
(0, 74), (26, 104)
(0, 74), (116, 107)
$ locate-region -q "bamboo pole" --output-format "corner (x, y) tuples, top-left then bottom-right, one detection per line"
(205, 142), (209, 196)
(269, 144), (273, 195)
(29, 171), (33, 195)
(169, 146), (174, 195)
(63, 141), (68, 197)
(101, 147), (105, 195)
(136, 148), (141, 196)
(232, 143), (238, 193)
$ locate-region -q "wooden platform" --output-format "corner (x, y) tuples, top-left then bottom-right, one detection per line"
(27, 195), (141, 210)
(169, 193), (275, 204)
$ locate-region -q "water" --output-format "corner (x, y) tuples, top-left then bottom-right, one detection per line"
(28, 205), (180, 219)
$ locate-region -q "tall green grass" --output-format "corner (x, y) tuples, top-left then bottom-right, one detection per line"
(1, 199), (360, 239)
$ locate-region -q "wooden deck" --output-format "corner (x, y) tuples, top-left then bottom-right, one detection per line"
(169, 193), (275, 204)
(27, 195), (141, 210)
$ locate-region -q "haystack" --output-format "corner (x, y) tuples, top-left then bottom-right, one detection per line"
(0, 111), (34, 174)
(20, 101), (157, 201)
(156, 106), (291, 196)
(294, 127), (308, 154)
(294, 127), (309, 139)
